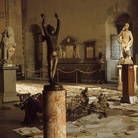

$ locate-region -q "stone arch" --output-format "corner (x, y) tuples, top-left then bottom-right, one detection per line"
(101, 2), (131, 24)
(104, 9), (132, 82)
(25, 17), (42, 32)
(23, 18), (45, 79)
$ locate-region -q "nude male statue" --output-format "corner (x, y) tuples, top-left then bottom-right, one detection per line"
(41, 13), (60, 85)
(117, 23), (133, 62)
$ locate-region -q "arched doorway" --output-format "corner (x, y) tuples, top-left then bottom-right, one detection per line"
(105, 12), (132, 82)
(25, 24), (43, 78)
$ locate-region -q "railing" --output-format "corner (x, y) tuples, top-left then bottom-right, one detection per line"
(23, 63), (105, 83)
(57, 68), (98, 83)
(24, 68), (47, 81)
(57, 63), (102, 83)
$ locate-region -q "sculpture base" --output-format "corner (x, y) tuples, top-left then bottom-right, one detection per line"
(117, 64), (138, 93)
(121, 64), (134, 103)
(44, 84), (64, 91)
(43, 84), (66, 138)
(124, 57), (133, 64)
(121, 96), (137, 104)
(0, 65), (18, 102)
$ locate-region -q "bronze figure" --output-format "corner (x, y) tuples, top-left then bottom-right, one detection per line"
(41, 13), (60, 84)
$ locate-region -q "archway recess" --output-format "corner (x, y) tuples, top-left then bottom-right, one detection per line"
(105, 12), (132, 82)
(25, 24), (43, 78)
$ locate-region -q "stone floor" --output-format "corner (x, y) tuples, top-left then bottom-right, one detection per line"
(0, 80), (138, 138)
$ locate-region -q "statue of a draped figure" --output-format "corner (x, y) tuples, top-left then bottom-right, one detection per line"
(1, 26), (16, 64)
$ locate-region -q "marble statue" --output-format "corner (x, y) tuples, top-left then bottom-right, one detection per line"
(62, 51), (66, 58)
(41, 13), (60, 85)
(74, 44), (80, 58)
(1, 26), (16, 64)
(117, 23), (133, 64)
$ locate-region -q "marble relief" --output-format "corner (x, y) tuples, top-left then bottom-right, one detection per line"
(59, 37), (81, 60)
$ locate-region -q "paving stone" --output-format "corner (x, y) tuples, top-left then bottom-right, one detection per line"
(96, 132), (115, 137)
(77, 113), (99, 125)
(67, 122), (80, 133)
(126, 129), (138, 135)
(85, 124), (100, 129)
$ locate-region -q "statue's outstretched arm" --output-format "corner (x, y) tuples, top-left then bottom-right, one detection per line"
(41, 13), (51, 38)
(55, 14), (60, 37)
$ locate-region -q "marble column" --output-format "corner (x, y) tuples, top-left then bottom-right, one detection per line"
(43, 85), (66, 138)
(117, 65), (122, 91)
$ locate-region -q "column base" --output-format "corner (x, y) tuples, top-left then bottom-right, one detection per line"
(2, 92), (19, 102)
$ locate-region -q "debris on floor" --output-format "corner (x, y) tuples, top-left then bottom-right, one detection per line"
(13, 127), (43, 137)
(15, 82), (138, 138)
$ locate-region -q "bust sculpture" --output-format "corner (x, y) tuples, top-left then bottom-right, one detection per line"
(117, 23), (133, 64)
(1, 26), (16, 64)
(41, 13), (60, 85)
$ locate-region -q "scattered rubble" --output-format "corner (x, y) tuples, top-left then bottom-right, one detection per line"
(16, 82), (138, 138)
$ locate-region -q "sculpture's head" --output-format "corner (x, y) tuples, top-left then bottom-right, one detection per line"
(99, 52), (103, 59)
(124, 23), (129, 31)
(5, 26), (14, 37)
(47, 25), (55, 35)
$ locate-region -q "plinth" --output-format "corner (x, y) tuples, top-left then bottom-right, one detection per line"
(121, 64), (134, 103)
(117, 65), (138, 92)
(0, 64), (18, 102)
(43, 85), (66, 138)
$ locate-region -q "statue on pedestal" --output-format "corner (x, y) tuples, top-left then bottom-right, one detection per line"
(117, 23), (133, 64)
(1, 26), (16, 64)
(41, 13), (60, 85)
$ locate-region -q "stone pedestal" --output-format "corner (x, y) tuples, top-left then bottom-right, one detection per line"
(43, 85), (66, 138)
(118, 65), (138, 93)
(121, 64), (134, 103)
(0, 64), (18, 102)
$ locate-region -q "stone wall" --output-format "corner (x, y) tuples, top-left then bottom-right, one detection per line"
(1, 0), (136, 81)
(5, 0), (24, 69)
(23, 0), (136, 81)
